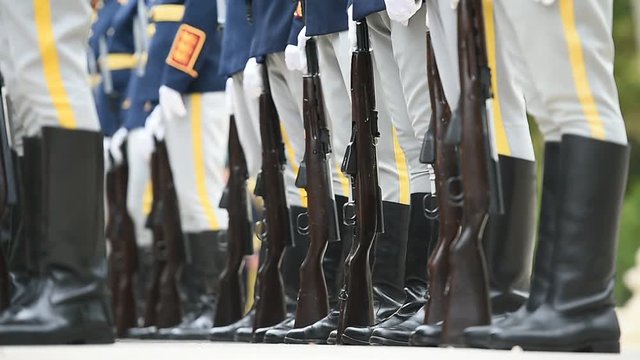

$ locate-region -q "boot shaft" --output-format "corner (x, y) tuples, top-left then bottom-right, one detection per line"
(484, 155), (537, 314)
(549, 135), (629, 311)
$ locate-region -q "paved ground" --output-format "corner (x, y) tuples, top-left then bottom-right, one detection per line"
(0, 342), (639, 360)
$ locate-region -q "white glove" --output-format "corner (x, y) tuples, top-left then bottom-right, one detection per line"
(109, 127), (128, 166)
(103, 137), (112, 172)
(145, 106), (165, 141)
(159, 85), (187, 121)
(451, 0), (460, 9)
(297, 26), (310, 72)
(130, 127), (155, 163)
(348, 5), (357, 52)
(225, 77), (235, 115)
(385, 0), (422, 26)
(243, 58), (263, 99)
(285, 44), (307, 73)
(532, 0), (555, 5)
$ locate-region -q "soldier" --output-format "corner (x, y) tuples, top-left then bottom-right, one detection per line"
(424, 0), (629, 353)
(284, 0), (428, 345)
(151, 0), (230, 340)
(228, 0), (310, 343)
(208, 0), (261, 341)
(0, 0), (114, 344)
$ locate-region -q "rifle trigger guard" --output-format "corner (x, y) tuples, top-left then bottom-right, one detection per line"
(445, 176), (464, 207)
(255, 220), (268, 242)
(296, 212), (310, 236)
(342, 201), (356, 227)
(422, 193), (439, 220)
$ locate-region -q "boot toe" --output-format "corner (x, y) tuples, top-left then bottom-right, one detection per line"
(341, 326), (373, 345)
(369, 327), (411, 346)
(409, 324), (441, 347)
(234, 326), (255, 342)
(327, 330), (337, 344)
(463, 325), (492, 348)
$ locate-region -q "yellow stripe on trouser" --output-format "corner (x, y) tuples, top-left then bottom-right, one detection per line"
(143, 180), (153, 216)
(559, 0), (606, 140)
(391, 128), (410, 205)
(34, 0), (77, 129)
(336, 163), (350, 198)
(280, 123), (308, 207)
(482, 0), (510, 156)
(191, 94), (220, 229)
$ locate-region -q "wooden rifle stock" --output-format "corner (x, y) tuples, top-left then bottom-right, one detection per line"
(215, 115), (253, 327)
(140, 147), (167, 328)
(253, 65), (290, 331)
(336, 20), (383, 342)
(154, 141), (183, 328)
(293, 38), (340, 328)
(423, 33), (462, 325)
(108, 145), (139, 337)
(441, 0), (493, 345)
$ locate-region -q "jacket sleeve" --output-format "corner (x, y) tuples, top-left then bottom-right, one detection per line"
(162, 0), (218, 93)
(287, 0), (304, 45)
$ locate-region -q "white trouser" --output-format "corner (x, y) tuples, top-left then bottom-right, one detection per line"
(231, 72), (261, 179)
(309, 33), (411, 204)
(164, 91), (230, 233)
(428, 0), (626, 146)
(265, 52), (307, 207)
(0, 0), (99, 152)
(126, 128), (153, 247)
(367, 5), (434, 195)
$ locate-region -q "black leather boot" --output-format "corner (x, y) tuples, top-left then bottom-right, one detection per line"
(210, 308), (255, 342)
(367, 193), (438, 346)
(484, 155), (536, 314)
(341, 201), (409, 345)
(486, 136), (629, 352)
(254, 206), (309, 343)
(0, 128), (115, 345)
(284, 196), (350, 344)
(159, 231), (226, 340)
(464, 143), (560, 348)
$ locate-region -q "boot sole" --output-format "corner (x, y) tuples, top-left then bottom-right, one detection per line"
(341, 333), (370, 345)
(0, 326), (114, 345)
(284, 336), (328, 345)
(369, 335), (409, 346)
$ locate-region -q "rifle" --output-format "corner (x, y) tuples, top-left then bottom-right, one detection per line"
(138, 147), (167, 330)
(107, 143), (139, 337)
(336, 20), (384, 343)
(422, 33), (463, 326)
(0, 73), (15, 311)
(154, 140), (184, 328)
(293, 38), (340, 329)
(215, 115), (253, 327)
(252, 64), (291, 331)
(440, 0), (494, 345)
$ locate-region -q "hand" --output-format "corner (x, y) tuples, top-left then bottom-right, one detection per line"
(225, 77), (235, 115)
(159, 85), (187, 121)
(109, 127), (128, 166)
(243, 58), (263, 99)
(285, 44), (307, 73)
(348, 5), (357, 52)
(384, 0), (422, 26)
(451, 0), (460, 9)
(130, 127), (155, 163)
(145, 106), (165, 141)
